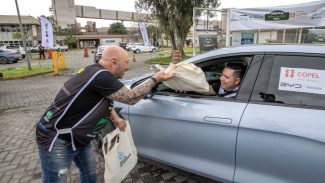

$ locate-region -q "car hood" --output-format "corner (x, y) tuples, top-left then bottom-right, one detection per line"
(121, 73), (153, 88)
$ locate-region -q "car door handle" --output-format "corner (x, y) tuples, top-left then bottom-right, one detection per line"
(203, 116), (232, 124)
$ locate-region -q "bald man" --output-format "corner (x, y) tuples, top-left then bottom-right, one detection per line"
(35, 45), (174, 183)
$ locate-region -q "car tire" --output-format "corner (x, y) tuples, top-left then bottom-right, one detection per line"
(152, 48), (156, 53)
(136, 49), (140, 53)
(0, 57), (8, 64)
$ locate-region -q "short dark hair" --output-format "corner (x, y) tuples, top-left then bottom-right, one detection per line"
(225, 63), (246, 79)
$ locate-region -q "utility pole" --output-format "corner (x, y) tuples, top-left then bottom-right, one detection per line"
(15, 0), (31, 70)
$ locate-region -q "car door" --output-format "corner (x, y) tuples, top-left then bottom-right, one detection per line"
(235, 54), (325, 183)
(128, 54), (263, 182)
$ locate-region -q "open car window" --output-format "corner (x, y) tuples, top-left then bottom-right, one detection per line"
(154, 56), (253, 99)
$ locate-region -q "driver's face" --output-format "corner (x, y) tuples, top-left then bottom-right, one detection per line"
(220, 67), (241, 91)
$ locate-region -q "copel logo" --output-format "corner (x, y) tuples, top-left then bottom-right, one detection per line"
(284, 68), (295, 78)
(297, 72), (320, 78)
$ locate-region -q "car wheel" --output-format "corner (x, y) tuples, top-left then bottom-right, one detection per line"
(0, 57), (8, 64)
(152, 48), (156, 53)
(136, 49), (140, 53)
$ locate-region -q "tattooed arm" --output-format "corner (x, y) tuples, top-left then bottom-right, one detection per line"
(109, 71), (174, 105)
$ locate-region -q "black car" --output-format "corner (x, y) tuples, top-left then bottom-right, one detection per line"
(119, 42), (127, 50)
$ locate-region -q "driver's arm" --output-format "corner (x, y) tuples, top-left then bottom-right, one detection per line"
(109, 71), (174, 105)
(200, 85), (217, 95)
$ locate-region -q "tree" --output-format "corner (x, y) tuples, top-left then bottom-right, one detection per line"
(12, 32), (22, 40)
(107, 22), (128, 35)
(135, 0), (220, 54)
(65, 34), (76, 48)
(57, 24), (81, 36)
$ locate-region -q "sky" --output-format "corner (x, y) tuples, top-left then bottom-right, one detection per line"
(0, 0), (320, 28)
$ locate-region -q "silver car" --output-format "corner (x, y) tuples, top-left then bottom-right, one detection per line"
(93, 45), (110, 63)
(115, 45), (325, 183)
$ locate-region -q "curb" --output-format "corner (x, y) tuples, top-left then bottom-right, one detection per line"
(1, 71), (53, 81)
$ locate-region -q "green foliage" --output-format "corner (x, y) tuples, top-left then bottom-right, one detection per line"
(65, 34), (76, 48)
(145, 55), (191, 65)
(59, 24), (80, 35)
(107, 22), (128, 35)
(135, 0), (220, 54)
(0, 66), (52, 78)
(12, 32), (22, 40)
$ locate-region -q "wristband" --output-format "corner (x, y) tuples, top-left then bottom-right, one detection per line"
(150, 76), (158, 84)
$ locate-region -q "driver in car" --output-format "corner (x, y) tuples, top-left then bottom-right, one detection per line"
(202, 63), (246, 98)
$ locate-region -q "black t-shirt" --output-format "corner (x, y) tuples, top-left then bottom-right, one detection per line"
(36, 64), (125, 150)
(57, 64), (123, 142)
(57, 65), (123, 128)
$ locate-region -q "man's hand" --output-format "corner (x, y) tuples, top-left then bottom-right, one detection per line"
(110, 109), (127, 131)
(114, 117), (127, 132)
(153, 71), (175, 82)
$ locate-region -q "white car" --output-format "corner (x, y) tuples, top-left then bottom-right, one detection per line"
(126, 42), (140, 51)
(130, 44), (157, 53)
(0, 45), (25, 59)
(52, 44), (68, 52)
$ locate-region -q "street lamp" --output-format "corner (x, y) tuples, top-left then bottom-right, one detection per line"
(15, 0), (31, 70)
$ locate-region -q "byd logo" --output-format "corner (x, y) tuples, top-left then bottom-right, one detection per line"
(280, 82), (302, 88)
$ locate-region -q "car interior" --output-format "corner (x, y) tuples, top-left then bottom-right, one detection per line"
(131, 56), (253, 99)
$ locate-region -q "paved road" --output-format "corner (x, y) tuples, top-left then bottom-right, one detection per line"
(0, 50), (215, 183)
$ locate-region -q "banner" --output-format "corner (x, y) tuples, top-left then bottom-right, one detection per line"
(230, 0), (325, 31)
(139, 22), (149, 46)
(40, 17), (53, 48)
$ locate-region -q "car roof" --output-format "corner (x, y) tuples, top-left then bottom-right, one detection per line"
(98, 45), (110, 48)
(185, 44), (325, 63)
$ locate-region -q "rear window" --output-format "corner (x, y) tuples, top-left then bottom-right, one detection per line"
(264, 55), (325, 108)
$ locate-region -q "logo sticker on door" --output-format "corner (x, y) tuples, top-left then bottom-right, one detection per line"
(279, 67), (325, 94)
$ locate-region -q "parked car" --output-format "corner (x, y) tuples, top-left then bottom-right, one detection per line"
(119, 42), (127, 50)
(52, 44), (68, 52)
(31, 44), (47, 53)
(98, 45), (325, 183)
(126, 42), (140, 51)
(0, 49), (22, 64)
(130, 43), (157, 53)
(30, 45), (40, 53)
(0, 45), (25, 59)
(93, 45), (109, 63)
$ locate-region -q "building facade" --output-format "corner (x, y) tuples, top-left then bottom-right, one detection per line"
(0, 15), (39, 46)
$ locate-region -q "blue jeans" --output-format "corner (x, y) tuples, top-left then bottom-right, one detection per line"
(38, 138), (97, 183)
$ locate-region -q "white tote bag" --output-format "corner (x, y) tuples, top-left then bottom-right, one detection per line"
(163, 62), (209, 92)
(102, 120), (138, 183)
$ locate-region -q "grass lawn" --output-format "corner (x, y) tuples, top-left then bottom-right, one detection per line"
(145, 55), (192, 65)
(0, 66), (53, 79)
(159, 47), (200, 54)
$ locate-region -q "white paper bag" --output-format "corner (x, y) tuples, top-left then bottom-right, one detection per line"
(102, 120), (138, 183)
(163, 62), (209, 92)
